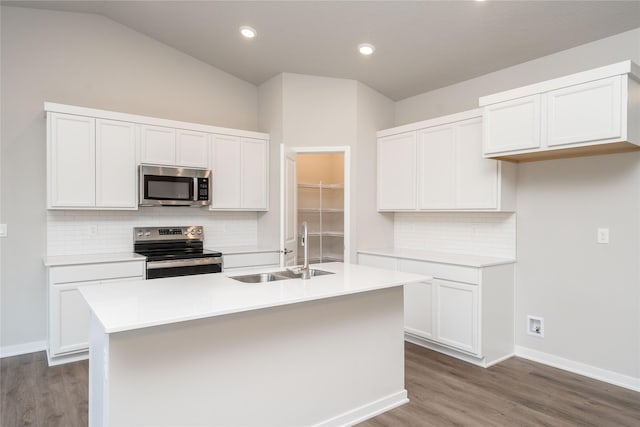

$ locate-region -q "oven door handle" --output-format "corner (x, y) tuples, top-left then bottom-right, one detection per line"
(146, 257), (222, 269)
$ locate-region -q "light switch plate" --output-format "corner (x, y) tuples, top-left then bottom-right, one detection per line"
(597, 228), (609, 244)
(0, 224), (7, 238)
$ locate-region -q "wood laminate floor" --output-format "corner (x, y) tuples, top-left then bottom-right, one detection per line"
(1, 343), (638, 426)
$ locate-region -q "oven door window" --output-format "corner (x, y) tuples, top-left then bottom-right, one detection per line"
(144, 175), (193, 201)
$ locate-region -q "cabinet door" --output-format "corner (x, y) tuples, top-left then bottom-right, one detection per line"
(210, 135), (242, 209)
(435, 279), (479, 355)
(176, 129), (209, 168)
(418, 125), (455, 209)
(404, 281), (435, 339)
(140, 125), (176, 165)
(377, 132), (417, 210)
(241, 138), (268, 210)
(483, 95), (541, 154)
(546, 76), (622, 147)
(48, 113), (95, 208)
(50, 281), (96, 355)
(95, 119), (137, 208)
(455, 118), (498, 209)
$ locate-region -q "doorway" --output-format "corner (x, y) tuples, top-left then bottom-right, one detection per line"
(280, 146), (350, 267)
(296, 152), (345, 265)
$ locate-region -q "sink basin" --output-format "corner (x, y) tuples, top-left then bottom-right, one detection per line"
(229, 268), (334, 283)
(230, 272), (290, 283)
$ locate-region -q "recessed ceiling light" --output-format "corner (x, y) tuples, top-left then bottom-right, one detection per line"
(358, 43), (375, 56)
(239, 26), (257, 39)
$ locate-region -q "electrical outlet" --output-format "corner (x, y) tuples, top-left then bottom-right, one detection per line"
(527, 315), (544, 338)
(597, 228), (609, 244)
(89, 225), (98, 236)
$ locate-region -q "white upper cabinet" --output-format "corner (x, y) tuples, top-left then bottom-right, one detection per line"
(210, 135), (242, 209)
(483, 95), (541, 155)
(378, 110), (515, 212)
(48, 114), (137, 210)
(546, 76), (622, 147)
(377, 132), (417, 210)
(418, 125), (455, 209)
(140, 125), (176, 165)
(480, 60), (640, 161)
(48, 113), (96, 208)
(46, 102), (270, 211)
(140, 126), (209, 168)
(241, 138), (268, 209)
(210, 135), (269, 211)
(456, 118), (498, 209)
(95, 119), (137, 208)
(176, 129), (209, 168)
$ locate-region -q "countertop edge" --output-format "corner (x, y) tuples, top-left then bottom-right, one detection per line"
(79, 263), (430, 334)
(94, 278), (425, 334)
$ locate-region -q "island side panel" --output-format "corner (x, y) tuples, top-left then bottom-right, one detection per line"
(89, 314), (109, 427)
(105, 287), (405, 426)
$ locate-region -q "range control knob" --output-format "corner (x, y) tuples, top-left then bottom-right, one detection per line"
(196, 229), (202, 235)
(144, 231), (151, 237)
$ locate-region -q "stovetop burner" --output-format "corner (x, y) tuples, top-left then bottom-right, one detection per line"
(133, 226), (223, 260)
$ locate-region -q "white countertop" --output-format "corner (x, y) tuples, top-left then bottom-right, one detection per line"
(207, 245), (280, 255)
(43, 252), (146, 267)
(79, 262), (430, 334)
(357, 248), (515, 268)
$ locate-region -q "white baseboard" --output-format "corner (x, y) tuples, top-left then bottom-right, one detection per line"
(314, 390), (408, 427)
(515, 345), (640, 393)
(0, 340), (47, 358)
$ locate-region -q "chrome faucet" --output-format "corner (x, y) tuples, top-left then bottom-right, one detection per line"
(300, 221), (311, 280)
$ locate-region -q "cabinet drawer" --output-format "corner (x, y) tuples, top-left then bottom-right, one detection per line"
(397, 258), (480, 285)
(50, 261), (145, 284)
(223, 252), (280, 269)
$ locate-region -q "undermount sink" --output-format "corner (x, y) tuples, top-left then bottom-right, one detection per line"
(230, 269), (334, 283)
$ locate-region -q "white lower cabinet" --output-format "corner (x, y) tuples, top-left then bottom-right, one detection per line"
(404, 281), (434, 340)
(358, 252), (514, 367)
(434, 279), (479, 355)
(47, 259), (145, 365)
(50, 281), (95, 355)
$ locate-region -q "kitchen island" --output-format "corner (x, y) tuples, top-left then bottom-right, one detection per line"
(80, 262), (430, 427)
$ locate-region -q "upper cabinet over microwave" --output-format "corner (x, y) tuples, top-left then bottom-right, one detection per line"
(480, 60), (640, 162)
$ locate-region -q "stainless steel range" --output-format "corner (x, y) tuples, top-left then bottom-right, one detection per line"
(134, 226), (222, 279)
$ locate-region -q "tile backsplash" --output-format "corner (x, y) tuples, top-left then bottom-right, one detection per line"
(394, 212), (516, 258)
(46, 208), (258, 255)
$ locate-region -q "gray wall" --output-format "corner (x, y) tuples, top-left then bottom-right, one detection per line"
(396, 28), (640, 379)
(0, 6), (258, 349)
(258, 73), (395, 262)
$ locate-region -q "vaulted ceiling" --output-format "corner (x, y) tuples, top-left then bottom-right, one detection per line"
(4, 1), (640, 100)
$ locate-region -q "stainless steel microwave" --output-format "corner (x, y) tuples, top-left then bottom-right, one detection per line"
(139, 165), (211, 207)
